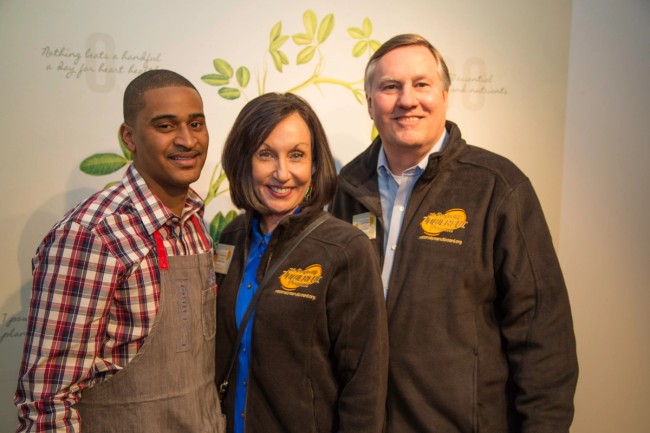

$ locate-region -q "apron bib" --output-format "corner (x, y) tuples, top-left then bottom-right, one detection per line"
(77, 220), (225, 433)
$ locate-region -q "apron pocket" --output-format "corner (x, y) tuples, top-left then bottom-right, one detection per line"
(202, 285), (217, 340)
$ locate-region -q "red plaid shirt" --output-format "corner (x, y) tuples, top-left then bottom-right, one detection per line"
(14, 164), (213, 433)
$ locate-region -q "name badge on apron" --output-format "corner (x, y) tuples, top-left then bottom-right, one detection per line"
(352, 212), (377, 240)
(214, 243), (235, 274)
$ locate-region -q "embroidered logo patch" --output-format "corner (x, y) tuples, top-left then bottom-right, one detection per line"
(419, 209), (468, 245)
(279, 264), (323, 290)
(275, 264), (323, 301)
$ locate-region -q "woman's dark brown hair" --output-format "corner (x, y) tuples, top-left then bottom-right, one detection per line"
(221, 92), (337, 215)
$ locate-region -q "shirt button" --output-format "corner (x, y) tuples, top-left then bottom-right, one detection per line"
(241, 412), (245, 418)
(247, 284), (252, 289)
(399, 206), (404, 212)
(391, 245), (397, 251)
(243, 380), (247, 386)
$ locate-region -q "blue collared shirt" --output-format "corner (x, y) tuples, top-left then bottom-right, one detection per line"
(377, 129), (448, 296)
(234, 216), (272, 433)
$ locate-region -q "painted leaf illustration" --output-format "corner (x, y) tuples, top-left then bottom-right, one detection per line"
(209, 212), (227, 243)
(317, 14), (334, 44)
(352, 40), (368, 58)
(80, 153), (129, 176)
(210, 210), (239, 243)
(362, 17), (373, 36)
(292, 33), (313, 45)
(279, 50), (289, 64)
(236, 67), (250, 87)
(297, 46), (317, 65)
(202, 74), (230, 86)
(219, 87), (241, 100)
(270, 49), (284, 72)
(370, 40), (382, 52)
(303, 10), (317, 36)
(347, 27), (365, 39)
(212, 59), (233, 78)
(270, 21), (282, 41)
(270, 34), (289, 50)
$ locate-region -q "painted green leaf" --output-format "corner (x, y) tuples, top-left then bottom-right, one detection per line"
(270, 21), (282, 41)
(236, 67), (250, 88)
(218, 87), (241, 100)
(270, 34), (289, 50)
(279, 50), (289, 65)
(201, 74), (230, 86)
(370, 39), (382, 52)
(347, 27), (365, 39)
(352, 40), (368, 58)
(80, 153), (128, 176)
(317, 14), (334, 44)
(303, 9), (317, 36)
(292, 33), (313, 45)
(296, 46), (316, 64)
(209, 212), (227, 243)
(270, 49), (283, 72)
(362, 17), (373, 36)
(210, 210), (239, 244)
(212, 59), (233, 78)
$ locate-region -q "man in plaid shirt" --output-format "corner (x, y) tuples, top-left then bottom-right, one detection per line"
(14, 70), (225, 432)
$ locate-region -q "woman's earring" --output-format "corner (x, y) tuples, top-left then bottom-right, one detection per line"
(304, 183), (313, 201)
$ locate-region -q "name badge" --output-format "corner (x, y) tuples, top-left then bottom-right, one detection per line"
(352, 212), (377, 240)
(213, 243), (235, 274)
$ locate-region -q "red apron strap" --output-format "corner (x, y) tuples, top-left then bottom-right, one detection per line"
(153, 230), (169, 270)
(190, 215), (211, 250)
(155, 216), (208, 271)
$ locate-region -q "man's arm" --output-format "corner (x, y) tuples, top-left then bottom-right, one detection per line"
(494, 180), (578, 432)
(15, 221), (118, 433)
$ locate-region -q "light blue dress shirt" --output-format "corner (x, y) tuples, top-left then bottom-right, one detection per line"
(377, 129), (448, 296)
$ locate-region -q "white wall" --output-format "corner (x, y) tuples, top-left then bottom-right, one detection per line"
(561, 0), (650, 432)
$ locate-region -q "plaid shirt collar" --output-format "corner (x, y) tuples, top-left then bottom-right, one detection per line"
(123, 164), (205, 236)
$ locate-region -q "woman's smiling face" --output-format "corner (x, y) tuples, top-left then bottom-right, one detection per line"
(252, 112), (312, 233)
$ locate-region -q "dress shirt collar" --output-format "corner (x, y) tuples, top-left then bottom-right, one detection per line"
(377, 128), (449, 177)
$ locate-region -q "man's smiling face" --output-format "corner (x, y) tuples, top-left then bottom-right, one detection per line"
(366, 45), (448, 163)
(121, 85), (208, 204)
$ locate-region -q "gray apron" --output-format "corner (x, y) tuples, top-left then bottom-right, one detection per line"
(77, 220), (225, 433)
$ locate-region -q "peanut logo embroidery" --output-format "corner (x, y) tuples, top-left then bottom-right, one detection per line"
(279, 264), (323, 291)
(420, 209), (468, 236)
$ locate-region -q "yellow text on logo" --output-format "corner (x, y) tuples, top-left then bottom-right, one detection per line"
(420, 209), (469, 237)
(279, 264), (323, 291)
